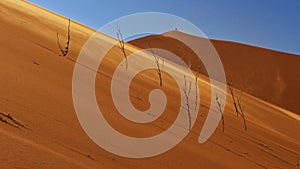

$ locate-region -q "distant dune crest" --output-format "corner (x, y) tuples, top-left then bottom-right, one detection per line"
(130, 30), (300, 114)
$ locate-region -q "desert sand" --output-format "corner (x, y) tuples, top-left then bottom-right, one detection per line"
(130, 31), (300, 115)
(0, 0), (299, 168)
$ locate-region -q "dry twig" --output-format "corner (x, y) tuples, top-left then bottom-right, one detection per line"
(183, 76), (192, 130)
(216, 94), (225, 132)
(149, 44), (164, 87)
(57, 18), (70, 56)
(116, 23), (128, 69)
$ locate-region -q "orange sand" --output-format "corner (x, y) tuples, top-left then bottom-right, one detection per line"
(0, 0), (299, 168)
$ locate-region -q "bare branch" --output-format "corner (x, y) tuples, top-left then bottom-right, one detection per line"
(57, 18), (71, 57)
(116, 23), (128, 69)
(228, 78), (247, 131)
(149, 44), (163, 87)
(216, 94), (225, 132)
(66, 18), (70, 52)
(194, 66), (201, 111)
(238, 93), (247, 131)
(183, 76), (192, 130)
(228, 79), (239, 117)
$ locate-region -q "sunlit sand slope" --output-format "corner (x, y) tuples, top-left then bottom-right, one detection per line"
(130, 31), (300, 115)
(0, 0), (299, 168)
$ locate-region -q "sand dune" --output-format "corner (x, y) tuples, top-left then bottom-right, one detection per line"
(0, 0), (299, 168)
(130, 31), (300, 115)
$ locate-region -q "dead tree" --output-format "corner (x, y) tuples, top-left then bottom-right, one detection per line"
(183, 76), (192, 131)
(116, 24), (128, 69)
(57, 18), (70, 57)
(228, 79), (247, 131)
(216, 94), (225, 132)
(228, 79), (239, 117)
(194, 66), (201, 111)
(237, 92), (247, 131)
(149, 44), (163, 87)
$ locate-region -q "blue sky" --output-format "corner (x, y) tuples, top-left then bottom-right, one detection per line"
(28, 0), (300, 54)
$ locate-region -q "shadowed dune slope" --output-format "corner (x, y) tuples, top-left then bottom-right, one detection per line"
(0, 0), (299, 169)
(130, 31), (300, 115)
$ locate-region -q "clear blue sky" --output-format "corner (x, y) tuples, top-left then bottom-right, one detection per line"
(28, 0), (300, 54)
